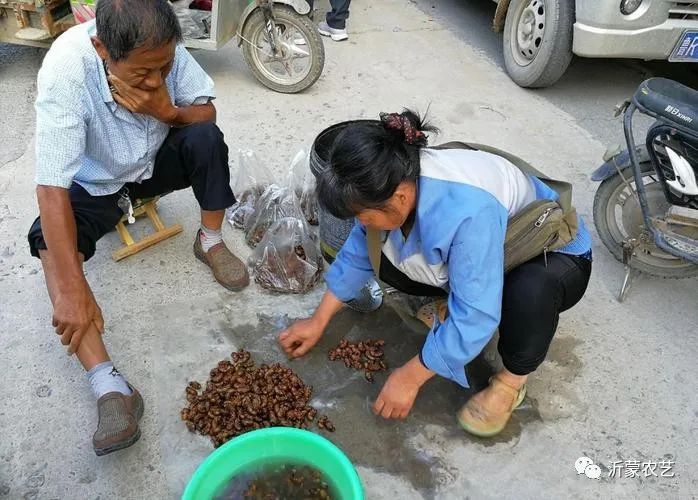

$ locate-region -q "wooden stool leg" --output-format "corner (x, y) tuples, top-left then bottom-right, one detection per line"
(115, 221), (135, 246)
(112, 200), (183, 262)
(144, 201), (166, 231)
(112, 224), (183, 261)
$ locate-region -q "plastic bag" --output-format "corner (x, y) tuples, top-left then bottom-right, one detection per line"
(244, 185), (301, 247)
(171, 0), (208, 39)
(249, 217), (323, 293)
(226, 150), (272, 230)
(300, 180), (319, 226)
(289, 149), (319, 226)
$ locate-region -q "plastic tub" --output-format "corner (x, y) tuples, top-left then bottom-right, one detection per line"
(182, 427), (364, 500)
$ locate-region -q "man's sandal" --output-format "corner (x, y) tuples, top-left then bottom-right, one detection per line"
(457, 375), (527, 438)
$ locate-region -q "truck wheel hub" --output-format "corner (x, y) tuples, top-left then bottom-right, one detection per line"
(515, 0), (546, 63)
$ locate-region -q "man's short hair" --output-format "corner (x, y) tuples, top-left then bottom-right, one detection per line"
(96, 0), (183, 61)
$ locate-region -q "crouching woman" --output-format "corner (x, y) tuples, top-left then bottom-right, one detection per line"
(278, 110), (592, 436)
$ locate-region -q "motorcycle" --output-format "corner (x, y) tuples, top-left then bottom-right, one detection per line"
(1, 0), (324, 94)
(592, 77), (698, 301)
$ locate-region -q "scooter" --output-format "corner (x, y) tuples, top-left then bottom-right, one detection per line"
(1, 0), (324, 94)
(591, 78), (698, 301)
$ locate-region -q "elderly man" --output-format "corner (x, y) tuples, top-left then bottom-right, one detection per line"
(28, 0), (248, 455)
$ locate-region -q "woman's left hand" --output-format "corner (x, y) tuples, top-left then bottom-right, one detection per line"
(373, 356), (435, 419)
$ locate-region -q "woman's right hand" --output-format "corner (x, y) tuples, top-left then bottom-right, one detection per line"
(278, 317), (325, 358)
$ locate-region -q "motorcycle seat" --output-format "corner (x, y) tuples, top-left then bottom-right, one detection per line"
(634, 78), (698, 134)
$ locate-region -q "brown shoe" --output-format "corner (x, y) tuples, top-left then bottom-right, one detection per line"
(93, 385), (144, 456)
(193, 231), (250, 291)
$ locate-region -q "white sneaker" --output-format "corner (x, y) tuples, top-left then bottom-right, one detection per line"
(318, 21), (348, 41)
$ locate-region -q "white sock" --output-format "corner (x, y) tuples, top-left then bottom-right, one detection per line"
(87, 361), (132, 399)
(199, 224), (223, 252)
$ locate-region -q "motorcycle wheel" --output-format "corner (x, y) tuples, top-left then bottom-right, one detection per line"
(593, 162), (698, 278)
(241, 6), (325, 93)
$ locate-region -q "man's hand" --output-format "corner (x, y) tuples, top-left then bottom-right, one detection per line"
(108, 75), (177, 124)
(373, 355), (435, 419)
(278, 317), (325, 358)
(52, 283), (104, 355)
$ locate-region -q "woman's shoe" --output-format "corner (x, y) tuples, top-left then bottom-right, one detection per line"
(457, 375), (526, 438)
(416, 299), (448, 328)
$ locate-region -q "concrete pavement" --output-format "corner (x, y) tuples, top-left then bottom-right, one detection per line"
(1, 1), (697, 498)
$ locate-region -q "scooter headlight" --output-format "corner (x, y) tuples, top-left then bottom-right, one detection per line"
(620, 0), (643, 15)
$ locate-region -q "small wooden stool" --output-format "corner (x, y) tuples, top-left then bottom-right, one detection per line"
(112, 197), (183, 261)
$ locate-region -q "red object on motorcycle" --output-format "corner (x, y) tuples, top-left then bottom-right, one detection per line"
(190, 0), (213, 10)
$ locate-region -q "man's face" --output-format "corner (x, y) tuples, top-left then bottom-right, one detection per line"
(92, 37), (176, 90)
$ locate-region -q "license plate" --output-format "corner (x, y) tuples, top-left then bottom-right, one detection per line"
(669, 30), (698, 62)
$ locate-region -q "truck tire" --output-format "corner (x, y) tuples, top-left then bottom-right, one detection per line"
(502, 0), (574, 88)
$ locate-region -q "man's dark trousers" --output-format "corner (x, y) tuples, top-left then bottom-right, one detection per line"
(28, 122), (236, 261)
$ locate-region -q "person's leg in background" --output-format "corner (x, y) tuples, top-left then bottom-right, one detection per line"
(318, 0), (352, 41)
(459, 252), (592, 436)
(28, 184), (145, 455)
(326, 0), (351, 29)
(131, 122), (249, 291)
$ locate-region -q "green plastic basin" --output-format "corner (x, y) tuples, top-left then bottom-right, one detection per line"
(182, 427), (364, 500)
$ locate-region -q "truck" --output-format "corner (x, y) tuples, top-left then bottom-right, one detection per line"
(491, 0), (698, 87)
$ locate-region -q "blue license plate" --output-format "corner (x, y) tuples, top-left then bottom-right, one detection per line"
(670, 31), (698, 62)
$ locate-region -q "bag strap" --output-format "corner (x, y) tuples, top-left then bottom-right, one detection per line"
(363, 142), (577, 329)
(366, 226), (383, 276)
(432, 141), (574, 214)
(365, 228), (430, 333)
(365, 139), (570, 273)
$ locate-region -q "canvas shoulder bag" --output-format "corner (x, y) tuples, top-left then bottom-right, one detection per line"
(430, 141), (579, 272)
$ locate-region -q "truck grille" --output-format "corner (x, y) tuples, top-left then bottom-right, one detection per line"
(669, 1), (698, 20)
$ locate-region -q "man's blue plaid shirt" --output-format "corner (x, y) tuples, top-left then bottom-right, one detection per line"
(34, 20), (215, 196)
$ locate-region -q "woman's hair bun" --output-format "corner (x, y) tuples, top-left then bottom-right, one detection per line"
(379, 109), (439, 147)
